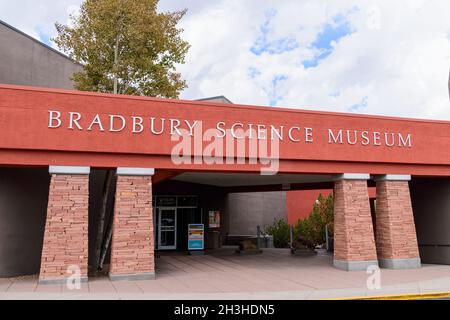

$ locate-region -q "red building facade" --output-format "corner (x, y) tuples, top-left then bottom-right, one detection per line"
(1, 84), (449, 282)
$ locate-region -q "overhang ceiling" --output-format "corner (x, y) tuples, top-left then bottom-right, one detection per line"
(172, 172), (335, 187)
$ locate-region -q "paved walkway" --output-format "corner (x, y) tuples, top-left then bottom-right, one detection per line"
(1, 248), (450, 299)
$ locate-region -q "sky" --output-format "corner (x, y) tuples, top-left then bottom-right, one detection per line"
(1, 0), (449, 120)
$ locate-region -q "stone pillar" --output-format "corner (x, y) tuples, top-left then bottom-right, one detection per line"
(333, 173), (378, 271)
(109, 167), (155, 281)
(373, 175), (421, 269)
(39, 166), (90, 284)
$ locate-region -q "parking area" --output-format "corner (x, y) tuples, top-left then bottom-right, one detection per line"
(1, 247), (450, 299)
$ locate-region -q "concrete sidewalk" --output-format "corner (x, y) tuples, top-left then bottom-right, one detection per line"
(1, 248), (450, 300)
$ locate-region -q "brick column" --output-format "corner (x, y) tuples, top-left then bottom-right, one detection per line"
(373, 175), (421, 269)
(39, 166), (90, 284)
(333, 173), (378, 271)
(109, 167), (155, 281)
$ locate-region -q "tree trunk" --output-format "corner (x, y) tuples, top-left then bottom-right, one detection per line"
(113, 34), (119, 95)
(94, 34), (120, 271)
(99, 210), (114, 269)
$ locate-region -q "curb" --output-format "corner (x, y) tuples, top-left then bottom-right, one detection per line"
(334, 291), (450, 300)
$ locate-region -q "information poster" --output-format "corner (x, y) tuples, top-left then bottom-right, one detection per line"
(209, 211), (220, 228)
(188, 224), (204, 250)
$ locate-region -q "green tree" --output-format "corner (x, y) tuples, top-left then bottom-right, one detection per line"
(294, 193), (334, 246)
(53, 0), (190, 271)
(264, 218), (290, 248)
(54, 0), (190, 97)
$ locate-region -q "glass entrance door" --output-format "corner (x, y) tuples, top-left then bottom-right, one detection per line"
(158, 208), (177, 250)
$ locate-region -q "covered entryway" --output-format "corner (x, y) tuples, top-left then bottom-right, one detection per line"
(153, 171), (337, 253)
(0, 84), (449, 284)
(153, 196), (202, 251)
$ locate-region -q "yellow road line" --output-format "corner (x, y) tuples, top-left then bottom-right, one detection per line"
(334, 291), (450, 300)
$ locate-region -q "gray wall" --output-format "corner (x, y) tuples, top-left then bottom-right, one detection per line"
(0, 168), (49, 277)
(0, 21), (86, 277)
(0, 168), (112, 277)
(411, 178), (450, 264)
(226, 191), (287, 235)
(0, 20), (81, 89)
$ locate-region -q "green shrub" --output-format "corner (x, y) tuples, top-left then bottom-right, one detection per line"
(264, 218), (290, 248)
(293, 193), (334, 246)
(263, 193), (334, 248)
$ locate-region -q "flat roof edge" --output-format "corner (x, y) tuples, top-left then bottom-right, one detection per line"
(0, 83), (449, 125)
(0, 19), (81, 66)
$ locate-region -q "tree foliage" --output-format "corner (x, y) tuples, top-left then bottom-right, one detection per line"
(264, 194), (334, 248)
(294, 193), (334, 246)
(264, 218), (291, 248)
(54, 0), (190, 97)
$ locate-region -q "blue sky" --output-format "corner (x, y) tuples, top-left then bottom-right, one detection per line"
(247, 8), (355, 106)
(36, 27), (52, 46)
(303, 15), (353, 69)
(250, 9), (299, 56)
(0, 0), (449, 120)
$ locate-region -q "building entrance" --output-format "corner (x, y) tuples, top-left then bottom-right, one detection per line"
(154, 196), (201, 250)
(157, 207), (177, 250)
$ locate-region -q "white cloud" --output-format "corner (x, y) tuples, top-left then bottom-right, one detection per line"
(0, 0), (83, 46)
(1, 0), (449, 120)
(174, 0), (450, 120)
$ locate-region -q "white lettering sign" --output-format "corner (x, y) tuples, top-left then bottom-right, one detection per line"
(47, 110), (413, 148)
